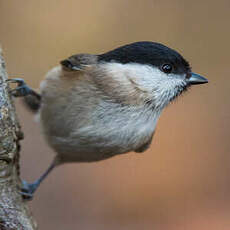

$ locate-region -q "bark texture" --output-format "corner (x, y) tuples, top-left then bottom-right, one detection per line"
(0, 47), (37, 230)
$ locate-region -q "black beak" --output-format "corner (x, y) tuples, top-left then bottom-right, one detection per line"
(188, 72), (208, 85)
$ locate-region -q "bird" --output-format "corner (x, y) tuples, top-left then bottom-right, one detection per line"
(8, 41), (208, 199)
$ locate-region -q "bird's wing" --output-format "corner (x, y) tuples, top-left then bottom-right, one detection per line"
(60, 54), (98, 71)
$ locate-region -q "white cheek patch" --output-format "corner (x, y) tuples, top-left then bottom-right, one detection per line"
(101, 63), (187, 108)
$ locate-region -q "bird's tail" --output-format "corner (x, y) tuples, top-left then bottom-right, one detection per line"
(22, 94), (41, 113)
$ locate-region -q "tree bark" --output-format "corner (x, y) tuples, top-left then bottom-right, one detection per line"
(0, 47), (37, 229)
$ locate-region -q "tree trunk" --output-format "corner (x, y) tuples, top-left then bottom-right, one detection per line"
(0, 47), (37, 230)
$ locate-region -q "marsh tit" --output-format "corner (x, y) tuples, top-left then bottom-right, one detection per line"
(9, 41), (208, 199)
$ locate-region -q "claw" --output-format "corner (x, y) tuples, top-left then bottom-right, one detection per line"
(7, 78), (33, 97)
(19, 180), (38, 201)
(18, 160), (57, 200)
(7, 78), (25, 85)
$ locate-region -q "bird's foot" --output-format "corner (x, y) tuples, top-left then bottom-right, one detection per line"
(19, 180), (38, 201)
(7, 78), (34, 97)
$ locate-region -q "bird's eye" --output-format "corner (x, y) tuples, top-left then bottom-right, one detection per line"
(161, 64), (173, 74)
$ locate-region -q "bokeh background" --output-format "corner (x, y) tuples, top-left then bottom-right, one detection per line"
(0, 0), (230, 229)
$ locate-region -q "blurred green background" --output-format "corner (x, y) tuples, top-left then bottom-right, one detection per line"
(0, 0), (230, 229)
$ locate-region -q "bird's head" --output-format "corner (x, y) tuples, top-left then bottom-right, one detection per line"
(97, 41), (208, 109)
